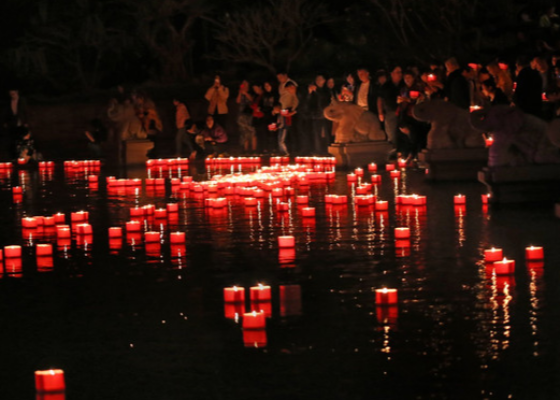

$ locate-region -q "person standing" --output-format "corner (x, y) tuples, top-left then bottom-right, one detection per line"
(236, 80), (256, 154)
(3, 89), (30, 159)
(444, 57), (471, 110)
(173, 98), (196, 159)
(277, 71), (298, 97)
(279, 82), (299, 155)
(261, 81), (278, 154)
(251, 83), (267, 154)
(354, 67), (378, 113)
(308, 74), (331, 154)
(514, 55), (543, 117)
(205, 75), (229, 128)
(378, 66), (403, 150)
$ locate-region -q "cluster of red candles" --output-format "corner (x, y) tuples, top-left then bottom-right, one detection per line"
(223, 284), (303, 347)
(484, 245), (544, 276)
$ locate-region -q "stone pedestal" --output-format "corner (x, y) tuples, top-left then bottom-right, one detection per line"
(478, 165), (560, 204)
(328, 141), (393, 169)
(121, 140), (153, 166)
(419, 148), (488, 181)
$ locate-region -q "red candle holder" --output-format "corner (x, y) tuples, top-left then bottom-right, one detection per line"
(35, 369), (65, 393)
(170, 231), (186, 244)
(301, 207), (315, 218)
(244, 197), (258, 207)
(390, 170), (401, 179)
(347, 173), (357, 183)
(53, 213), (66, 225)
(385, 164), (395, 171)
(56, 226), (71, 239)
(278, 235), (295, 248)
(484, 247), (503, 263)
(36, 244), (53, 257)
(144, 231), (160, 243)
(154, 208), (167, 219)
(371, 174), (382, 184)
(375, 288), (398, 306)
(126, 221), (141, 232)
(70, 211), (88, 223)
(453, 194), (466, 205)
(250, 284), (272, 302)
(242, 311), (266, 330)
(22, 217), (38, 229)
(493, 258), (515, 275)
(485, 136), (494, 147)
(481, 193), (491, 204)
(525, 246), (544, 261)
(368, 163), (377, 172)
(296, 195), (308, 205)
(166, 203), (179, 213)
(76, 223), (92, 236)
(224, 286), (245, 303)
(375, 201), (389, 211)
(108, 227), (122, 238)
(394, 227), (410, 239)
(5, 245), (22, 258)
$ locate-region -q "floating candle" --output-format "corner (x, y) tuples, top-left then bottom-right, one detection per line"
(394, 227), (410, 239)
(4, 245), (22, 258)
(250, 284), (272, 302)
(525, 246), (544, 261)
(493, 258), (515, 275)
(224, 286), (245, 303)
(454, 194), (466, 205)
(242, 311), (266, 330)
(484, 247), (503, 263)
(278, 236), (295, 248)
(375, 288), (398, 306)
(35, 369), (65, 393)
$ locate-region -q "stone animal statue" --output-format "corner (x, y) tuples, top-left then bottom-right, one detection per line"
(323, 101), (386, 143)
(107, 99), (146, 141)
(470, 106), (560, 167)
(412, 98), (485, 149)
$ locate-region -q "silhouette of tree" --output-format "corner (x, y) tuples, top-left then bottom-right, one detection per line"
(122, 0), (212, 83)
(207, 0), (330, 74)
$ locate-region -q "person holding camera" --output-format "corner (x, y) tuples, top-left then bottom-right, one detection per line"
(205, 75), (229, 128)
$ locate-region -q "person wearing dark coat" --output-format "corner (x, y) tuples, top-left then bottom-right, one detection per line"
(444, 57), (471, 110)
(514, 56), (543, 117)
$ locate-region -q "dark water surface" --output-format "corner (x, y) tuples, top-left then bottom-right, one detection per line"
(1, 162), (560, 400)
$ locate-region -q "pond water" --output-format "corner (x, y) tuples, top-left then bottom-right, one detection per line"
(1, 159), (559, 400)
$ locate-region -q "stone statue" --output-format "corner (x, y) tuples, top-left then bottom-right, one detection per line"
(413, 98), (485, 149)
(323, 100), (386, 143)
(470, 105), (560, 167)
(107, 99), (146, 141)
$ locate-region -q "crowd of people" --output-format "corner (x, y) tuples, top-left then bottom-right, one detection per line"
(167, 51), (560, 162)
(5, 2), (560, 163)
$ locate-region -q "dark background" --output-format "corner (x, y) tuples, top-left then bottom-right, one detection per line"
(0, 0), (557, 96)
